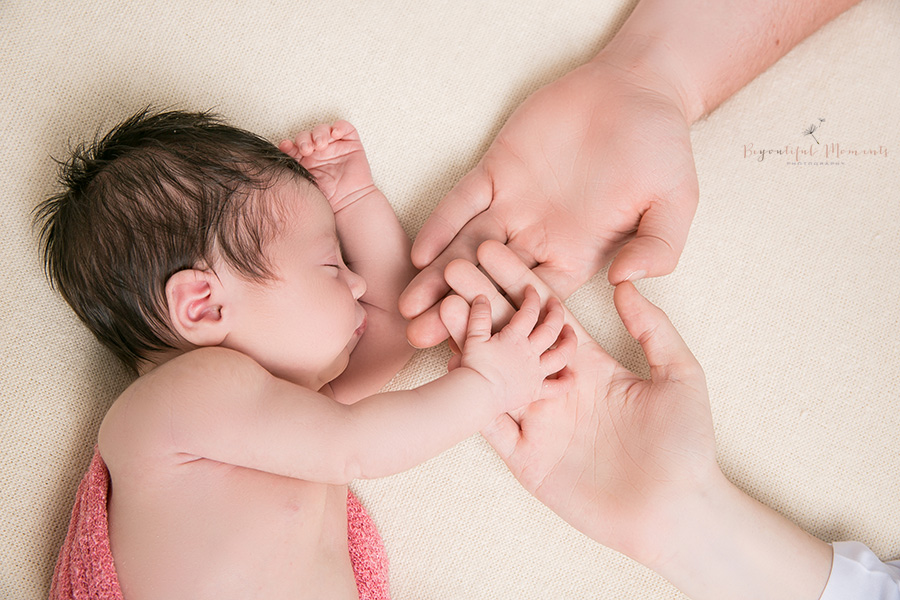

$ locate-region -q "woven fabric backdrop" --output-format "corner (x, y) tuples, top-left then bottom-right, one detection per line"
(2, 1), (898, 598)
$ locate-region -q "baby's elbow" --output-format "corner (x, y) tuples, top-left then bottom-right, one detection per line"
(336, 456), (365, 484)
(319, 439), (366, 484)
(339, 448), (399, 483)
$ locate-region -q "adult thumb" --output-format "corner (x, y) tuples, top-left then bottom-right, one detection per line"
(607, 192), (696, 285)
(613, 282), (702, 383)
(410, 164), (493, 269)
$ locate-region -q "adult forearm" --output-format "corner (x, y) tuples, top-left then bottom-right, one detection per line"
(598, 0), (862, 122)
(645, 471), (833, 600)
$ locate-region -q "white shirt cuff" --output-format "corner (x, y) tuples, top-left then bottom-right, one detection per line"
(819, 541), (900, 600)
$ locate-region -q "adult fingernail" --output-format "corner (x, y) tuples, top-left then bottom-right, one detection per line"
(625, 270), (646, 282)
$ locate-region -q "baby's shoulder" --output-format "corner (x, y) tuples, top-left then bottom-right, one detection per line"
(126, 347), (270, 405)
(167, 346), (271, 382)
(99, 348), (273, 462)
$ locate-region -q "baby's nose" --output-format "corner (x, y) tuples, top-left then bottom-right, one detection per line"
(346, 269), (366, 300)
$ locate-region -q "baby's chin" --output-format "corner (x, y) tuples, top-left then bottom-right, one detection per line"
(317, 326), (367, 398)
(338, 321), (365, 369)
(318, 351), (354, 397)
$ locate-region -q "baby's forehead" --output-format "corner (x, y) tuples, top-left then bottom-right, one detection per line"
(262, 176), (337, 242)
(264, 175), (331, 224)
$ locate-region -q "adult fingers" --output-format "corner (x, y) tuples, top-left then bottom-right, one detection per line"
(399, 211), (506, 320)
(612, 282), (703, 383)
(439, 295), (468, 371)
(405, 251), (510, 347)
(439, 294), (470, 352)
(405, 298), (451, 348)
(529, 262), (588, 301)
(443, 258), (516, 330)
(475, 241), (593, 344)
(410, 164), (493, 269)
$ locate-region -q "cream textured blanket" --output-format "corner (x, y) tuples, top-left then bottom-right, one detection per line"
(2, 1), (898, 598)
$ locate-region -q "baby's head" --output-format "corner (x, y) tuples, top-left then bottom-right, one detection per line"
(35, 109), (339, 375)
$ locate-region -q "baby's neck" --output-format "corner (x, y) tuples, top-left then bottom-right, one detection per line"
(136, 348), (184, 376)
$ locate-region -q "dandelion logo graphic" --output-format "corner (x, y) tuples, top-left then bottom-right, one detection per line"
(803, 117), (826, 144)
(743, 116), (887, 165)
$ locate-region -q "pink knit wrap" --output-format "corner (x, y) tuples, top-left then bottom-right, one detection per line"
(49, 448), (390, 599)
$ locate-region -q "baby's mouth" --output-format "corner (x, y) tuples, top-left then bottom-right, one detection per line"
(354, 311), (368, 338)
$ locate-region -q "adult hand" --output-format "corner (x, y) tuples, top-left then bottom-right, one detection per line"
(438, 241), (715, 565)
(401, 55), (699, 348)
(441, 242), (834, 600)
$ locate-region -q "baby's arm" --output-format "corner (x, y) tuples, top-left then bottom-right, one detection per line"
(100, 290), (573, 484)
(344, 288), (575, 479)
(279, 122), (417, 402)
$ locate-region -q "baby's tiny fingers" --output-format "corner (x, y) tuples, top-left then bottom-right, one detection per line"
(330, 120), (357, 140)
(541, 366), (574, 397)
(506, 285), (541, 336)
(527, 297), (565, 350)
(539, 324), (577, 376)
(293, 130), (315, 155)
(311, 123), (332, 149)
(465, 295), (493, 344)
(278, 140), (300, 159)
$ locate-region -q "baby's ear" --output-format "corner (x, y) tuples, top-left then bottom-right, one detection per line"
(165, 269), (228, 347)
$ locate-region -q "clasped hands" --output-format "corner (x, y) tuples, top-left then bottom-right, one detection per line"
(398, 54), (718, 569)
(433, 240), (719, 569)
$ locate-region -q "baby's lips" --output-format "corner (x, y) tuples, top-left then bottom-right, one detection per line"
(354, 311), (368, 337)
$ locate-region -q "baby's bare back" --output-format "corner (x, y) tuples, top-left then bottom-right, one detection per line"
(105, 455), (359, 599)
(96, 349), (368, 598)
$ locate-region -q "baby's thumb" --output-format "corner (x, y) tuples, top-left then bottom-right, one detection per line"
(608, 195), (695, 284)
(465, 295), (493, 344)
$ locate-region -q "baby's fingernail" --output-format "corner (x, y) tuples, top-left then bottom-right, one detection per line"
(624, 270), (646, 282)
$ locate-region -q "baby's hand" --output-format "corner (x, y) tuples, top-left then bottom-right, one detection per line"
(460, 286), (575, 413)
(278, 121), (376, 212)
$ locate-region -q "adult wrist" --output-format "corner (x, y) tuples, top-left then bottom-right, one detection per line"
(627, 467), (731, 574)
(591, 31), (704, 125)
(642, 469), (832, 600)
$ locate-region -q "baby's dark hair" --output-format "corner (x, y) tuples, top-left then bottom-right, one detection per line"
(34, 108), (316, 372)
